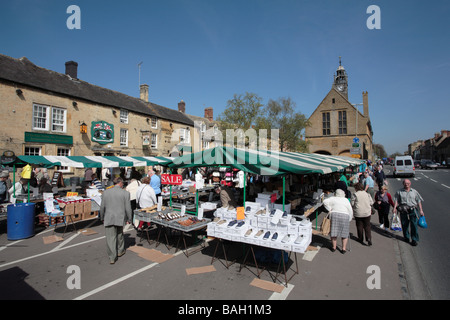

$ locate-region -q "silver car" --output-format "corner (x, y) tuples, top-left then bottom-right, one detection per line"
(422, 160), (438, 170)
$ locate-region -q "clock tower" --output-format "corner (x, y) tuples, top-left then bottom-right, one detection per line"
(333, 56), (348, 99)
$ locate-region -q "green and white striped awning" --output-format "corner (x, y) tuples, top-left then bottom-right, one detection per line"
(169, 146), (364, 176)
(16, 155), (173, 168)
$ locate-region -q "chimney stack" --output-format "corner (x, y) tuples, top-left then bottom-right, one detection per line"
(65, 61), (78, 79)
(140, 84), (149, 102)
(178, 100), (186, 113)
(362, 91), (369, 118)
(204, 107), (213, 122)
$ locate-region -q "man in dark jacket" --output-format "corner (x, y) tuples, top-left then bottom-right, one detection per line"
(374, 165), (386, 191)
(100, 177), (132, 264)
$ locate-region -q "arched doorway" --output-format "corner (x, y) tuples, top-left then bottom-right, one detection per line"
(314, 150), (332, 155)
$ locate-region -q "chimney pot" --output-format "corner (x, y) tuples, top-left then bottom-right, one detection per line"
(65, 61), (78, 79)
(204, 107), (214, 121)
(362, 91), (369, 118)
(178, 100), (186, 113)
(140, 84), (149, 102)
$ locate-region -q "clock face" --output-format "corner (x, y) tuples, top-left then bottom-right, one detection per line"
(337, 85), (344, 91)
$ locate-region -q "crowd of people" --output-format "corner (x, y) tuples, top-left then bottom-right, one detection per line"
(0, 168), (53, 203)
(322, 160), (425, 253)
(98, 167), (162, 264)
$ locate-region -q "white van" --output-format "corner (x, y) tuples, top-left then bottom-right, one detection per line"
(394, 156), (415, 177)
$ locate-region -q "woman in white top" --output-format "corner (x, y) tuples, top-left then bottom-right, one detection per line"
(135, 177), (157, 230)
(125, 178), (141, 210)
(351, 183), (374, 246)
(323, 188), (353, 253)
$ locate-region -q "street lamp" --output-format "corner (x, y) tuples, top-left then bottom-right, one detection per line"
(80, 122), (88, 134)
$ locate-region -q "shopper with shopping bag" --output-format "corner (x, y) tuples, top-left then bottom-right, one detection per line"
(393, 179), (425, 246)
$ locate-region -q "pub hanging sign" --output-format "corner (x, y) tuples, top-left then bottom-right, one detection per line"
(91, 121), (114, 145)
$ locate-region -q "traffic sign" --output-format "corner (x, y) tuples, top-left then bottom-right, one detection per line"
(353, 137), (360, 143)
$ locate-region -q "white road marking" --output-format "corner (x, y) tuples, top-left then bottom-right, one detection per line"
(269, 283), (295, 300)
(73, 262), (159, 300)
(73, 249), (185, 300)
(442, 184), (450, 189)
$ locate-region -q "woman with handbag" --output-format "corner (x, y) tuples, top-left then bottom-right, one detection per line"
(351, 183), (374, 246)
(323, 188), (354, 253)
(374, 185), (394, 230)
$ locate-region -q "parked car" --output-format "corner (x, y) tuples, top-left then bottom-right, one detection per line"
(421, 160), (438, 170)
(414, 160), (420, 168)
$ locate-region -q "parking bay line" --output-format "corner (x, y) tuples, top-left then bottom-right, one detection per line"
(73, 249), (185, 300)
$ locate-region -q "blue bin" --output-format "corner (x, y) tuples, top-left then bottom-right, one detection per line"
(7, 203), (36, 241)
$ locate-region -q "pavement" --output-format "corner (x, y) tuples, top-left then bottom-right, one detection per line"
(0, 205), (408, 302)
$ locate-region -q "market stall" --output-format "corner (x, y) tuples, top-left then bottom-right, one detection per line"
(3, 155), (173, 239)
(165, 146), (364, 285)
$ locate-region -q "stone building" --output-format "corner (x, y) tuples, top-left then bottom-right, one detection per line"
(0, 53), (213, 177)
(305, 58), (374, 160)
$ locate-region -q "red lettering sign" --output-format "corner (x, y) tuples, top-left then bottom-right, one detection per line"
(161, 174), (182, 185)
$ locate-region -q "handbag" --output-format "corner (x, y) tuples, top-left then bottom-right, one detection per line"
(418, 216), (428, 229)
(321, 213), (331, 236)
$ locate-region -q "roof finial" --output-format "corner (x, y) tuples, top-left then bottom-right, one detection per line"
(339, 56), (342, 66)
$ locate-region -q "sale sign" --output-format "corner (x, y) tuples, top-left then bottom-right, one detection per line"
(161, 174), (182, 185)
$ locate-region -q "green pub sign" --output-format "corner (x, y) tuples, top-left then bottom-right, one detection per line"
(91, 121), (114, 145)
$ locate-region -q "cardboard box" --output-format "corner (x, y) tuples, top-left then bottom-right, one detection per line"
(82, 210), (97, 221)
(83, 199), (92, 214)
(71, 213), (83, 222)
(74, 201), (84, 215)
(274, 203), (291, 214)
(64, 202), (75, 216)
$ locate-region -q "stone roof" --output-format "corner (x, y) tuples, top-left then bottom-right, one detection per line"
(0, 53), (194, 126)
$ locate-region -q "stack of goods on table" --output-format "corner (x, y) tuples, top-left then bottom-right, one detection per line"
(207, 201), (312, 253)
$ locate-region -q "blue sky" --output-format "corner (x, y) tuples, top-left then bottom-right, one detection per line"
(1, 0), (449, 155)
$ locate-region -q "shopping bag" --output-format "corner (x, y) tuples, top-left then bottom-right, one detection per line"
(321, 213), (331, 236)
(418, 216), (428, 229)
(391, 213), (402, 231)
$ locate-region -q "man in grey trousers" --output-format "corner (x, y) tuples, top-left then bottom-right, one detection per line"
(100, 177), (132, 264)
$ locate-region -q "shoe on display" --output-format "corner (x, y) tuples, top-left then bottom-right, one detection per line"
(263, 231), (271, 240)
(236, 221), (245, 228)
(282, 211), (288, 218)
(281, 234), (290, 243)
(270, 209), (276, 217)
(271, 232), (278, 241)
(245, 206), (251, 212)
(300, 218), (311, 226)
(217, 219), (227, 225)
(295, 234), (305, 244)
(244, 229), (253, 237)
(254, 230), (264, 238)
(227, 220), (238, 227)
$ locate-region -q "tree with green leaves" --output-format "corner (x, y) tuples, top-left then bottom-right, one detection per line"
(256, 97), (310, 152)
(217, 93), (310, 152)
